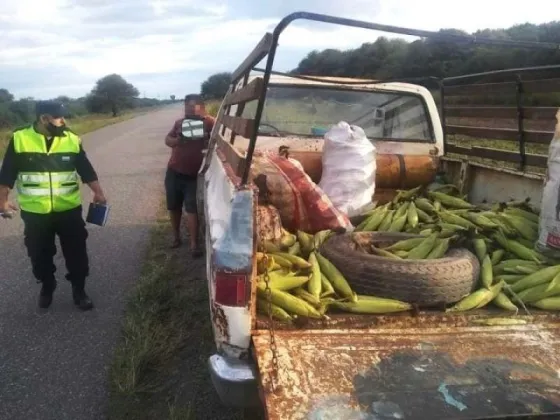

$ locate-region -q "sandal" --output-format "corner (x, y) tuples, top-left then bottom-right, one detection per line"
(171, 238), (182, 249)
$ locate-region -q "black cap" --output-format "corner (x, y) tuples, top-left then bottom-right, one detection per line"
(35, 100), (69, 118)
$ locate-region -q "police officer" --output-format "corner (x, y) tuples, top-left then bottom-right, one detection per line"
(0, 100), (107, 310)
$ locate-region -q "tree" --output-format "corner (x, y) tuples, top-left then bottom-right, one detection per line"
(291, 21), (560, 84)
(170, 95), (176, 101)
(200, 72), (232, 99)
(0, 89), (14, 103)
(85, 74), (139, 117)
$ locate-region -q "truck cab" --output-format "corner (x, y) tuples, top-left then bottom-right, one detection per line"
(196, 11), (560, 419)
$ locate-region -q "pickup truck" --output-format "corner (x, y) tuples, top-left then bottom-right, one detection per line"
(195, 12), (560, 420)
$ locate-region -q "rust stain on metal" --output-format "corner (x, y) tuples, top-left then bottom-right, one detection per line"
(252, 312), (560, 420)
(254, 309), (560, 331)
(211, 302), (230, 342)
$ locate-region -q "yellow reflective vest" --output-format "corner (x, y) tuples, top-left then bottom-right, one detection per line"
(13, 125), (82, 214)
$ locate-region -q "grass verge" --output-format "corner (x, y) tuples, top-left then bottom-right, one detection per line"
(108, 202), (251, 420)
(0, 109), (153, 158)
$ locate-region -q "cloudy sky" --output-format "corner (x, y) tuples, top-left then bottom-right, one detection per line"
(0, 0), (554, 100)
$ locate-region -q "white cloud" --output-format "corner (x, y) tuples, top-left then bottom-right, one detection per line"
(0, 0), (556, 99)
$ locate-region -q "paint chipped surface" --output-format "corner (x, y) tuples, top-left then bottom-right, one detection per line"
(211, 301), (230, 342)
(252, 314), (560, 420)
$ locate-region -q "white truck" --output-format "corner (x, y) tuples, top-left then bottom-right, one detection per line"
(193, 11), (560, 420)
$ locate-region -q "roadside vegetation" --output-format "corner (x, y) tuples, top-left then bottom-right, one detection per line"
(106, 104), (255, 420)
(107, 202), (249, 420)
(0, 73), (178, 157)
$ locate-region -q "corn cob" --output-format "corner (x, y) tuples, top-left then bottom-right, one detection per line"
(491, 249), (505, 265)
(439, 211), (477, 229)
(475, 281), (505, 309)
(504, 265), (539, 275)
(471, 318), (527, 326)
(415, 198), (436, 213)
(472, 238), (487, 263)
(446, 288), (494, 312)
(492, 292), (518, 312)
(307, 252), (322, 298)
(407, 202), (419, 228)
(431, 184), (461, 195)
(361, 207), (388, 232)
(497, 214), (538, 241)
(264, 241), (281, 253)
(315, 252), (357, 302)
(529, 297), (560, 310)
(388, 215), (407, 232)
(256, 285), (322, 318)
(288, 241), (301, 256)
(331, 296), (412, 314)
(407, 233), (439, 259)
(510, 265), (560, 293)
(257, 272), (309, 291)
(481, 255), (493, 288)
(371, 245), (402, 259)
(257, 298), (294, 322)
(394, 201), (410, 219)
(426, 237), (452, 259)
(378, 210), (396, 231)
(495, 274), (525, 284)
(272, 252), (312, 269)
(385, 237), (426, 252)
(297, 230), (314, 254)
(393, 250), (409, 258)
(465, 212), (499, 229)
(279, 232), (297, 249)
(320, 273), (336, 297)
(270, 254), (294, 269)
(428, 191), (474, 209)
(416, 207), (435, 223)
(493, 259), (542, 273)
(394, 185), (423, 202)
(492, 232), (543, 263)
(504, 207), (539, 224)
(293, 287), (321, 307)
(313, 230), (333, 250)
(516, 280), (560, 303)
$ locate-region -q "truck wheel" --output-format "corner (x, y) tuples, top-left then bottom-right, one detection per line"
(319, 232), (480, 307)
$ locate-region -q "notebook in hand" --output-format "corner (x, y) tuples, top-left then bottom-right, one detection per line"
(86, 202), (110, 226)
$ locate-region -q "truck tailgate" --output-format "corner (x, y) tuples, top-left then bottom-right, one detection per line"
(252, 315), (560, 420)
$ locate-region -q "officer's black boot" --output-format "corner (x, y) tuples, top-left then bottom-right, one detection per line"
(38, 279), (57, 309)
(72, 286), (94, 311)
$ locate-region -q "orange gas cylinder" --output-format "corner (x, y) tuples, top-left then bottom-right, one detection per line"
(375, 154), (438, 189)
(288, 150), (437, 190)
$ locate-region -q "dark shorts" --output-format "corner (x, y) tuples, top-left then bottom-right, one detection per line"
(165, 168), (197, 213)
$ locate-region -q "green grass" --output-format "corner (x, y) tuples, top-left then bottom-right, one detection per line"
(0, 109), (152, 158)
(108, 206), (193, 418)
(108, 201), (252, 420)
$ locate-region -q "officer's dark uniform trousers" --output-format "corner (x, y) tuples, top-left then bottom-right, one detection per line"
(22, 206), (89, 291)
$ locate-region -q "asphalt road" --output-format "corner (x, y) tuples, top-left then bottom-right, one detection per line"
(0, 105), (182, 420)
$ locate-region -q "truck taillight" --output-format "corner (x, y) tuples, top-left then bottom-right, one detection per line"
(214, 271), (250, 307)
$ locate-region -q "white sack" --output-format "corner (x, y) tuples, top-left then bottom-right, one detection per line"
(537, 109), (560, 256)
(318, 121), (376, 217)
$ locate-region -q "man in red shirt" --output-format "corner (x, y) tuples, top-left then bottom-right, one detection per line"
(165, 94), (215, 257)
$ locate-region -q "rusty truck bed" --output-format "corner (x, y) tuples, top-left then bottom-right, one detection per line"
(252, 311), (560, 420)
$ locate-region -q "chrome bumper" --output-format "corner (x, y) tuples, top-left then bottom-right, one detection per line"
(208, 354), (260, 408)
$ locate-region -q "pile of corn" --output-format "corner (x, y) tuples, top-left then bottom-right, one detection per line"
(256, 230), (412, 323)
(355, 185), (560, 313)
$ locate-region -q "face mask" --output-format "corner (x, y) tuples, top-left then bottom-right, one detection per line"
(46, 122), (66, 137)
